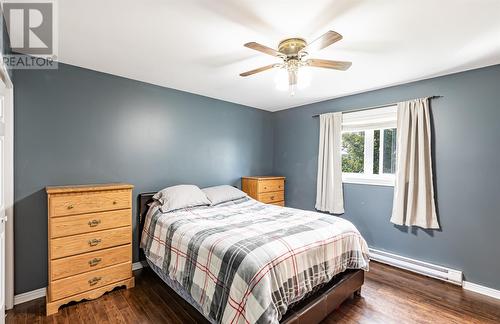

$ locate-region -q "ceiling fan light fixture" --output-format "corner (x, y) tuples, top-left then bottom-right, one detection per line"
(275, 63), (311, 95)
(241, 31), (350, 95)
(288, 70), (297, 96)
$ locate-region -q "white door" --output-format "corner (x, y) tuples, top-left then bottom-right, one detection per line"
(0, 80), (6, 324)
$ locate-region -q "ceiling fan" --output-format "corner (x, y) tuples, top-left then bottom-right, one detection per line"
(240, 30), (352, 95)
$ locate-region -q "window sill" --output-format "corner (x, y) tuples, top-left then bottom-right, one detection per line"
(342, 174), (394, 187)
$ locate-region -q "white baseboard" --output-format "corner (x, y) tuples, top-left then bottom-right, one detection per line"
(13, 261), (147, 306)
(369, 248), (463, 285)
(370, 248), (500, 300)
(463, 281), (500, 300)
(14, 287), (46, 305)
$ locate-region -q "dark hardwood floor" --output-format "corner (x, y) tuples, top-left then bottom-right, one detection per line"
(7, 261), (500, 323)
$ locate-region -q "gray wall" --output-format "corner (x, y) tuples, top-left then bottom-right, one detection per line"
(273, 64), (500, 289)
(14, 63), (274, 294)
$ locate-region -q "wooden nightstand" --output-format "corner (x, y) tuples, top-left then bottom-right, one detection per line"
(241, 176), (285, 206)
(45, 183), (134, 315)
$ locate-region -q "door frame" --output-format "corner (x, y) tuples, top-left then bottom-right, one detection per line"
(0, 57), (14, 310)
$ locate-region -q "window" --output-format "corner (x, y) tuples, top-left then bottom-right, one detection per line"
(341, 106), (397, 186)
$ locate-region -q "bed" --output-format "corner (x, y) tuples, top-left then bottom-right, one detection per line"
(138, 192), (369, 324)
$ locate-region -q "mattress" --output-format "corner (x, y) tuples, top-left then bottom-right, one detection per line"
(141, 197), (369, 324)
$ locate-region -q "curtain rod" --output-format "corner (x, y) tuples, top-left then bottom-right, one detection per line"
(311, 95), (442, 118)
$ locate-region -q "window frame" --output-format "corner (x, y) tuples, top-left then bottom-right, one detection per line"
(341, 106), (397, 187)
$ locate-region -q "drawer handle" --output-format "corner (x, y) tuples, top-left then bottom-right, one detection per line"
(270, 196), (275, 200)
(67, 204), (74, 210)
(88, 219), (101, 227)
(88, 257), (102, 267)
(88, 276), (102, 286)
(88, 238), (101, 247)
(264, 186), (267, 190)
(112, 201), (117, 205)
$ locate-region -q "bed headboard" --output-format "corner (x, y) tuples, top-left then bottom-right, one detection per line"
(137, 192), (156, 242)
(137, 186), (238, 242)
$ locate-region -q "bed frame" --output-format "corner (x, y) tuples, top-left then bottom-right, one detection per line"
(137, 192), (364, 324)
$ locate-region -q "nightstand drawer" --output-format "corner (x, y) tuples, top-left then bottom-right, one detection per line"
(51, 227), (131, 259)
(258, 191), (284, 204)
(258, 179), (284, 193)
(50, 262), (131, 301)
(51, 209), (131, 238)
(51, 245), (131, 280)
(50, 190), (131, 217)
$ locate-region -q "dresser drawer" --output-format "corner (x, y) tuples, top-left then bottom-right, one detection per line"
(50, 262), (131, 301)
(50, 209), (131, 238)
(258, 179), (284, 193)
(51, 245), (131, 280)
(51, 227), (131, 259)
(50, 190), (131, 217)
(257, 191), (284, 204)
(270, 201), (285, 207)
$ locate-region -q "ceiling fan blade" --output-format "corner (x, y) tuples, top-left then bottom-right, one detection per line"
(302, 31), (343, 53)
(240, 64), (277, 77)
(244, 42), (283, 57)
(307, 59), (352, 70)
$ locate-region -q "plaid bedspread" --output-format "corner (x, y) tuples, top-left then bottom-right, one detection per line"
(141, 197), (369, 324)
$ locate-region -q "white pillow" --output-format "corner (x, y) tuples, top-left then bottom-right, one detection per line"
(153, 185), (210, 213)
(202, 185), (247, 205)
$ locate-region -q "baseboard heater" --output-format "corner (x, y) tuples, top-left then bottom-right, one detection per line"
(369, 248), (463, 285)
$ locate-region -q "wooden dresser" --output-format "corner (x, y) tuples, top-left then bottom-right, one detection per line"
(46, 183), (134, 315)
(241, 176), (285, 206)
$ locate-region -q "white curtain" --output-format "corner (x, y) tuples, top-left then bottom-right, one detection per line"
(316, 112), (344, 214)
(391, 98), (440, 229)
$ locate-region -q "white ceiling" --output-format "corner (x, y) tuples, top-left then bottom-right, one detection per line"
(51, 1), (500, 111)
